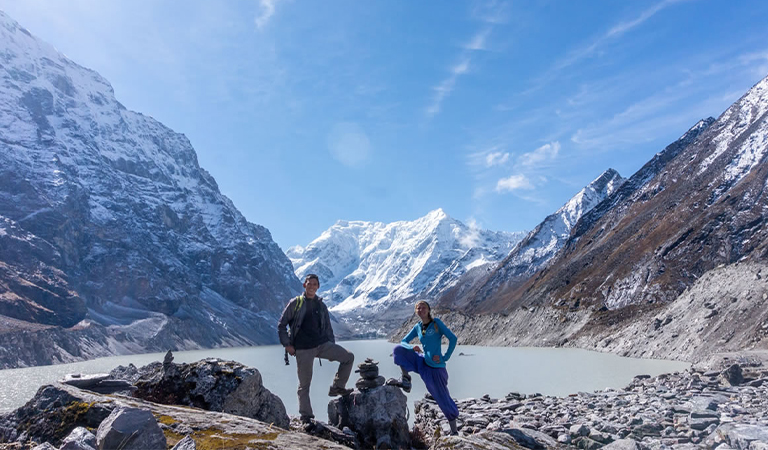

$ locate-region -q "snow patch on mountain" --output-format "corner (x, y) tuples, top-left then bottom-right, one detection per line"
(699, 76), (768, 179)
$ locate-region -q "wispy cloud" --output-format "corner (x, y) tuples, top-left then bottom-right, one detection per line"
(496, 174), (534, 192)
(493, 141), (561, 194)
(426, 23), (494, 117)
(516, 0), (689, 98)
(570, 50), (768, 151)
(467, 146), (511, 174)
(463, 27), (492, 50)
(255, 0), (277, 30)
(471, 1), (510, 25)
(426, 59), (472, 117)
(554, 0), (686, 72)
(485, 151), (510, 167)
(519, 141), (560, 167)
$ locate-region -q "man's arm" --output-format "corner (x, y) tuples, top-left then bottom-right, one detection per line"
(277, 299), (295, 348)
(321, 300), (336, 344)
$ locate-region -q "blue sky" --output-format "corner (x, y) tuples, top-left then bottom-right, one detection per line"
(2, 1), (767, 251)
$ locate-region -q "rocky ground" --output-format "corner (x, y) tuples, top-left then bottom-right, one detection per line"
(415, 361), (768, 450)
(0, 355), (766, 449)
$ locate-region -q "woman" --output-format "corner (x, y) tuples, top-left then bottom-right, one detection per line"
(388, 300), (460, 435)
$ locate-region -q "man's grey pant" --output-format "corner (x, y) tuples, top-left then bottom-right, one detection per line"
(295, 341), (355, 419)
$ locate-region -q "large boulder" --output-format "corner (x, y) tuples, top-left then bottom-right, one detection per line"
(95, 407), (166, 450)
(60, 427), (97, 450)
(328, 385), (409, 449)
(0, 383), (349, 450)
(128, 357), (289, 429)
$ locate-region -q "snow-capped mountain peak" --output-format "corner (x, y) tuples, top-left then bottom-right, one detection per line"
(288, 209), (525, 334)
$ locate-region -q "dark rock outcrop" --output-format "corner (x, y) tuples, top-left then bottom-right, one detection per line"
(0, 383), (348, 449)
(121, 357), (289, 429)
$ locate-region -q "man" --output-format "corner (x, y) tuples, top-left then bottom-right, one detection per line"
(278, 273), (354, 423)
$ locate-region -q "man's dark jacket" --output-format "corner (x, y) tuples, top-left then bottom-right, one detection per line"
(277, 295), (335, 348)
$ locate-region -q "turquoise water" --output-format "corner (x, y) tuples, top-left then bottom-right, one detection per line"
(0, 340), (689, 422)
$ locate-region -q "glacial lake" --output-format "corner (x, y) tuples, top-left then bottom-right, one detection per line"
(0, 340), (689, 422)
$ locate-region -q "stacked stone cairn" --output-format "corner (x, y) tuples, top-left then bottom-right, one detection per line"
(328, 357), (410, 449)
(354, 358), (386, 391)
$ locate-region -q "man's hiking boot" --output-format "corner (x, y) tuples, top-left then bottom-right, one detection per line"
(385, 374), (412, 393)
(328, 386), (353, 396)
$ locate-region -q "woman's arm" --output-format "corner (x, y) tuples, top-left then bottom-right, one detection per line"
(399, 324), (419, 349)
(436, 318), (458, 362)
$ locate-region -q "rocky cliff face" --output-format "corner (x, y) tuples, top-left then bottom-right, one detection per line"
(0, 11), (301, 367)
(430, 74), (768, 363)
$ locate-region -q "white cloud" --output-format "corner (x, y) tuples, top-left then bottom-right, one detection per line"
(519, 141), (560, 167)
(459, 217), (482, 248)
(496, 174), (534, 192)
(255, 0), (277, 30)
(555, 0), (684, 72)
(326, 122), (372, 168)
(485, 151), (509, 167)
(464, 28), (491, 51)
(427, 59), (471, 117)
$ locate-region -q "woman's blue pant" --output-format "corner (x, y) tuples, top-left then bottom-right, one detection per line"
(392, 344), (459, 421)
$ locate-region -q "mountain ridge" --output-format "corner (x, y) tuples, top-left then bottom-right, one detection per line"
(0, 11), (301, 367)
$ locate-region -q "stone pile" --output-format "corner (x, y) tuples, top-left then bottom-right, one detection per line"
(415, 363), (768, 449)
(354, 358), (385, 391)
(327, 358), (410, 449)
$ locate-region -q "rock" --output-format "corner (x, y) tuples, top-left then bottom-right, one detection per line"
(61, 374), (135, 395)
(690, 416), (720, 431)
(501, 428), (559, 449)
(721, 365), (745, 386)
(571, 424), (591, 436)
(291, 418), (359, 449)
(429, 431), (522, 450)
(328, 385), (409, 449)
(131, 358), (289, 429)
(60, 426), (97, 450)
(0, 384), (114, 445)
(574, 436), (604, 450)
(169, 436), (196, 450)
(31, 444), (57, 450)
(0, 382), (349, 450)
(95, 407), (166, 450)
(601, 438), (645, 450)
(61, 374), (110, 389)
(355, 375), (385, 390)
(715, 424), (768, 450)
(221, 370), (289, 429)
(163, 350), (174, 367)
